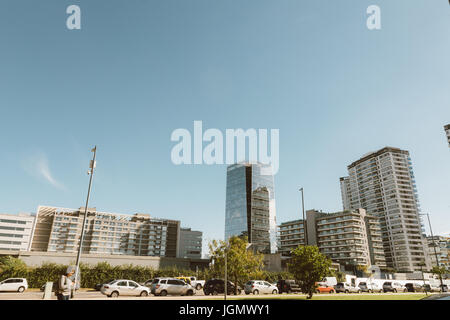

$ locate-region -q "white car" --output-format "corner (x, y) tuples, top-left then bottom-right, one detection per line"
(244, 280), (278, 295)
(0, 278), (28, 293)
(335, 282), (361, 293)
(101, 279), (150, 298)
(382, 281), (404, 293)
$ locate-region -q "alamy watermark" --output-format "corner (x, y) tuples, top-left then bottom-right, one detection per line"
(170, 121), (279, 175)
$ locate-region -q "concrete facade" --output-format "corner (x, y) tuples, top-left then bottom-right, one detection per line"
(177, 228), (202, 259)
(0, 250), (210, 270)
(277, 219), (305, 258)
(306, 209), (386, 268)
(0, 213), (36, 251)
(31, 206), (180, 258)
(341, 147), (430, 272)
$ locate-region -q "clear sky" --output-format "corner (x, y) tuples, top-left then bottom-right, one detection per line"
(0, 1), (449, 257)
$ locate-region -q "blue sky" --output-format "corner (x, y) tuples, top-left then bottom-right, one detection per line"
(0, 1), (449, 256)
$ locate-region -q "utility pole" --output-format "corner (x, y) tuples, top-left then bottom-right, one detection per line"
(72, 146), (97, 297)
(299, 188), (308, 245)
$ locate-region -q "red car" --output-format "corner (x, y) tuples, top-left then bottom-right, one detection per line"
(315, 283), (336, 294)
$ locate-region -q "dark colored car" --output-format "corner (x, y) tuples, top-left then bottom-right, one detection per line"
(276, 280), (302, 294)
(404, 283), (425, 292)
(203, 279), (242, 295)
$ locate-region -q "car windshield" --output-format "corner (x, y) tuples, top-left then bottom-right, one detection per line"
(107, 280), (117, 284)
(152, 279), (160, 284)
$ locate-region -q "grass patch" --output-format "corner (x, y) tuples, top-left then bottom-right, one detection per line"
(205, 293), (430, 301)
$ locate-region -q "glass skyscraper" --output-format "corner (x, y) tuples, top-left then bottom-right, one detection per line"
(225, 162), (277, 254)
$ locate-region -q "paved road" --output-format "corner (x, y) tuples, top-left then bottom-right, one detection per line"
(0, 290), (431, 300)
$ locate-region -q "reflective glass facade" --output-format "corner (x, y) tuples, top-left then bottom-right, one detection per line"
(225, 163), (277, 253)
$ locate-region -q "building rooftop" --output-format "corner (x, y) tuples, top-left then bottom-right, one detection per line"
(348, 147), (409, 169)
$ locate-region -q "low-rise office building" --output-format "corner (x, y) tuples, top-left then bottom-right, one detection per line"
(0, 213), (35, 251)
(427, 235), (450, 269)
(277, 219), (305, 258)
(177, 228), (202, 259)
(31, 206), (180, 258)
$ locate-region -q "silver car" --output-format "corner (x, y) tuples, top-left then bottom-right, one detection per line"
(244, 280), (278, 295)
(150, 278), (195, 296)
(101, 279), (150, 298)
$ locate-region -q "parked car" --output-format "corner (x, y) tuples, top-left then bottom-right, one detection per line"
(176, 276), (205, 290)
(315, 283), (335, 294)
(203, 279), (242, 295)
(276, 279), (302, 294)
(244, 280), (278, 295)
(0, 278), (28, 293)
(334, 282), (361, 293)
(404, 283), (426, 292)
(423, 284), (442, 293)
(150, 278), (195, 296)
(100, 279), (150, 297)
(95, 279), (116, 291)
(358, 282), (382, 293)
(382, 281), (404, 293)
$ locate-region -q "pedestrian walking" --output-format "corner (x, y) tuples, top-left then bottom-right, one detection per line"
(57, 268), (75, 300)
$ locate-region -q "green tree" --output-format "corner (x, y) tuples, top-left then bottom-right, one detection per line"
(0, 256), (29, 278)
(431, 265), (448, 279)
(287, 245), (332, 299)
(209, 236), (264, 294)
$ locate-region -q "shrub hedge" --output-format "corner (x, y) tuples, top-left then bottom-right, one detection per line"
(0, 256), (294, 288)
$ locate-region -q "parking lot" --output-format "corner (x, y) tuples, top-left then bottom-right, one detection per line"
(0, 290), (437, 300)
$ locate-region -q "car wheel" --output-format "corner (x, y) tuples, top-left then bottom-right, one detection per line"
(160, 290), (168, 296)
(345, 290), (349, 293)
(140, 291), (148, 297)
(111, 291), (119, 298)
(272, 289), (277, 294)
(17, 286), (25, 293)
(357, 290), (361, 294)
(253, 289), (259, 295)
(212, 290), (218, 296)
(330, 290), (335, 294)
(187, 290), (194, 296)
(393, 289), (397, 293)
(245, 292), (250, 295)
(196, 284), (202, 290)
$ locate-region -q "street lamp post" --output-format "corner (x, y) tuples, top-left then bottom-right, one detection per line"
(72, 146), (97, 297)
(299, 188), (308, 245)
(419, 212), (444, 292)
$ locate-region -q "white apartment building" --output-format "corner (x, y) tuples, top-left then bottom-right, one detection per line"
(0, 213), (36, 251)
(341, 147), (430, 272)
(31, 206), (180, 258)
(306, 209), (386, 268)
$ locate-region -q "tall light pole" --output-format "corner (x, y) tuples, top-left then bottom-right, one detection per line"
(299, 188), (308, 245)
(73, 146), (97, 297)
(419, 212), (444, 292)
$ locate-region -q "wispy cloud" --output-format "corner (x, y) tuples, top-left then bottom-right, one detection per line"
(22, 151), (66, 190)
